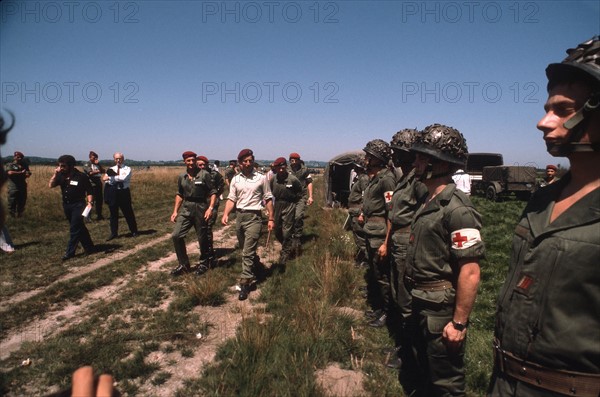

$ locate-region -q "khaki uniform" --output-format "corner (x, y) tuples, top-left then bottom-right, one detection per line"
(228, 171), (273, 283)
(270, 172), (302, 263)
(348, 172), (369, 264)
(387, 168), (427, 318)
(362, 168), (396, 310)
(172, 169), (215, 267)
(405, 183), (485, 396)
(489, 173), (600, 397)
(289, 162), (313, 241)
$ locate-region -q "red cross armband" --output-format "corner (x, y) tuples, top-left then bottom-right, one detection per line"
(384, 191), (394, 203)
(451, 228), (481, 250)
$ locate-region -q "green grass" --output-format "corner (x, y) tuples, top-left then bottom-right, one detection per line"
(1, 170), (525, 396)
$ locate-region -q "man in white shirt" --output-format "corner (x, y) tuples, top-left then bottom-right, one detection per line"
(452, 169), (472, 195)
(222, 148), (275, 300)
(103, 152), (138, 240)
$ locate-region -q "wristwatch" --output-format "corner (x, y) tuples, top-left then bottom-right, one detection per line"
(452, 320), (468, 331)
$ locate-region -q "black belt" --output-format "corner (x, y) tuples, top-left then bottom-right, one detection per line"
(185, 197), (206, 203)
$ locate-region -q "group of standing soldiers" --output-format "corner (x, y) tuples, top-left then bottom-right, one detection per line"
(348, 36), (600, 397)
(169, 149), (313, 301)
(349, 124), (484, 396)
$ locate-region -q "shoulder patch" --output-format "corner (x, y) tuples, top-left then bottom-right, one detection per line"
(451, 228), (481, 249)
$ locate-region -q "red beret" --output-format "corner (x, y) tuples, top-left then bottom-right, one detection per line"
(182, 151), (196, 160)
(14, 151), (24, 157)
(197, 155), (209, 163)
(546, 164), (557, 171)
(289, 152), (301, 160)
(273, 157), (287, 167)
(238, 148), (254, 160)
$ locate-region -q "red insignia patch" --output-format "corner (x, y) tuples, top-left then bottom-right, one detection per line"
(516, 274), (534, 291)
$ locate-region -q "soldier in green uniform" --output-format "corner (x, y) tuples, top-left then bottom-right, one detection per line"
(83, 151), (105, 220)
(489, 37), (600, 397)
(403, 124), (484, 396)
(170, 151), (216, 276)
(197, 155), (225, 266)
(348, 158), (369, 268)
(5, 151), (32, 218)
(288, 152), (314, 253)
(384, 128), (428, 368)
(270, 157), (303, 266)
(358, 139), (396, 328)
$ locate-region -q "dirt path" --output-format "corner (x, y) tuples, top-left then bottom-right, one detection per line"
(1, 222), (365, 396)
(0, 234), (173, 311)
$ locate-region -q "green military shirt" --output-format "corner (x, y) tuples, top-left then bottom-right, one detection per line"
(362, 168), (396, 236)
(348, 173), (369, 217)
(406, 183), (485, 306)
(208, 168), (225, 197)
(289, 162), (313, 197)
(176, 169), (215, 210)
(271, 173), (302, 203)
(387, 169), (428, 228)
(494, 173), (600, 373)
(5, 160), (30, 189)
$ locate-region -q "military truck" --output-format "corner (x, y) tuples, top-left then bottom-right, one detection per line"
(467, 153), (536, 201)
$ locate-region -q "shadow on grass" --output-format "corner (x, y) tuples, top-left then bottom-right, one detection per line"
(12, 240), (42, 249)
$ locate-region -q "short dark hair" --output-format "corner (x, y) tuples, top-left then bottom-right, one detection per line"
(58, 155), (76, 166)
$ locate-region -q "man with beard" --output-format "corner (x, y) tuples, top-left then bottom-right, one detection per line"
(170, 151), (216, 276)
(489, 37), (600, 397)
(404, 124), (484, 396)
(359, 139), (396, 328)
(270, 157), (302, 266)
(49, 155), (96, 261)
(222, 148), (275, 300)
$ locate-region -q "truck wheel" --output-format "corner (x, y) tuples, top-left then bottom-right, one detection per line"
(486, 186), (497, 201)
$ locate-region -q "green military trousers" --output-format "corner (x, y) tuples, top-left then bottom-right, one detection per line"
(404, 305), (466, 397)
(172, 202), (208, 267)
(236, 211), (263, 283)
(390, 229), (412, 319)
(274, 200), (296, 263)
(364, 220), (391, 311)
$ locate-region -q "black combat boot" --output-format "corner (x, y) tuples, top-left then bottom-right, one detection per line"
(170, 264), (191, 276)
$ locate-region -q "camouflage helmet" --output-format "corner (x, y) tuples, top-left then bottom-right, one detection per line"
(546, 36), (600, 88)
(363, 139), (392, 163)
(411, 124), (468, 166)
(390, 128), (419, 152)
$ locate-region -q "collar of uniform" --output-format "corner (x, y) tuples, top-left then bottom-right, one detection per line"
(527, 172), (600, 238)
(418, 183), (456, 215)
(184, 168), (201, 180)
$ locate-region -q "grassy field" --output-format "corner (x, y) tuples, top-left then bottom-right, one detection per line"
(0, 165), (526, 396)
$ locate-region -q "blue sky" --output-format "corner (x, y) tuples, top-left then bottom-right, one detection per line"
(1, 1), (599, 167)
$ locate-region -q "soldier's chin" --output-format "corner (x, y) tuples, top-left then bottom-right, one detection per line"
(546, 142), (566, 157)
